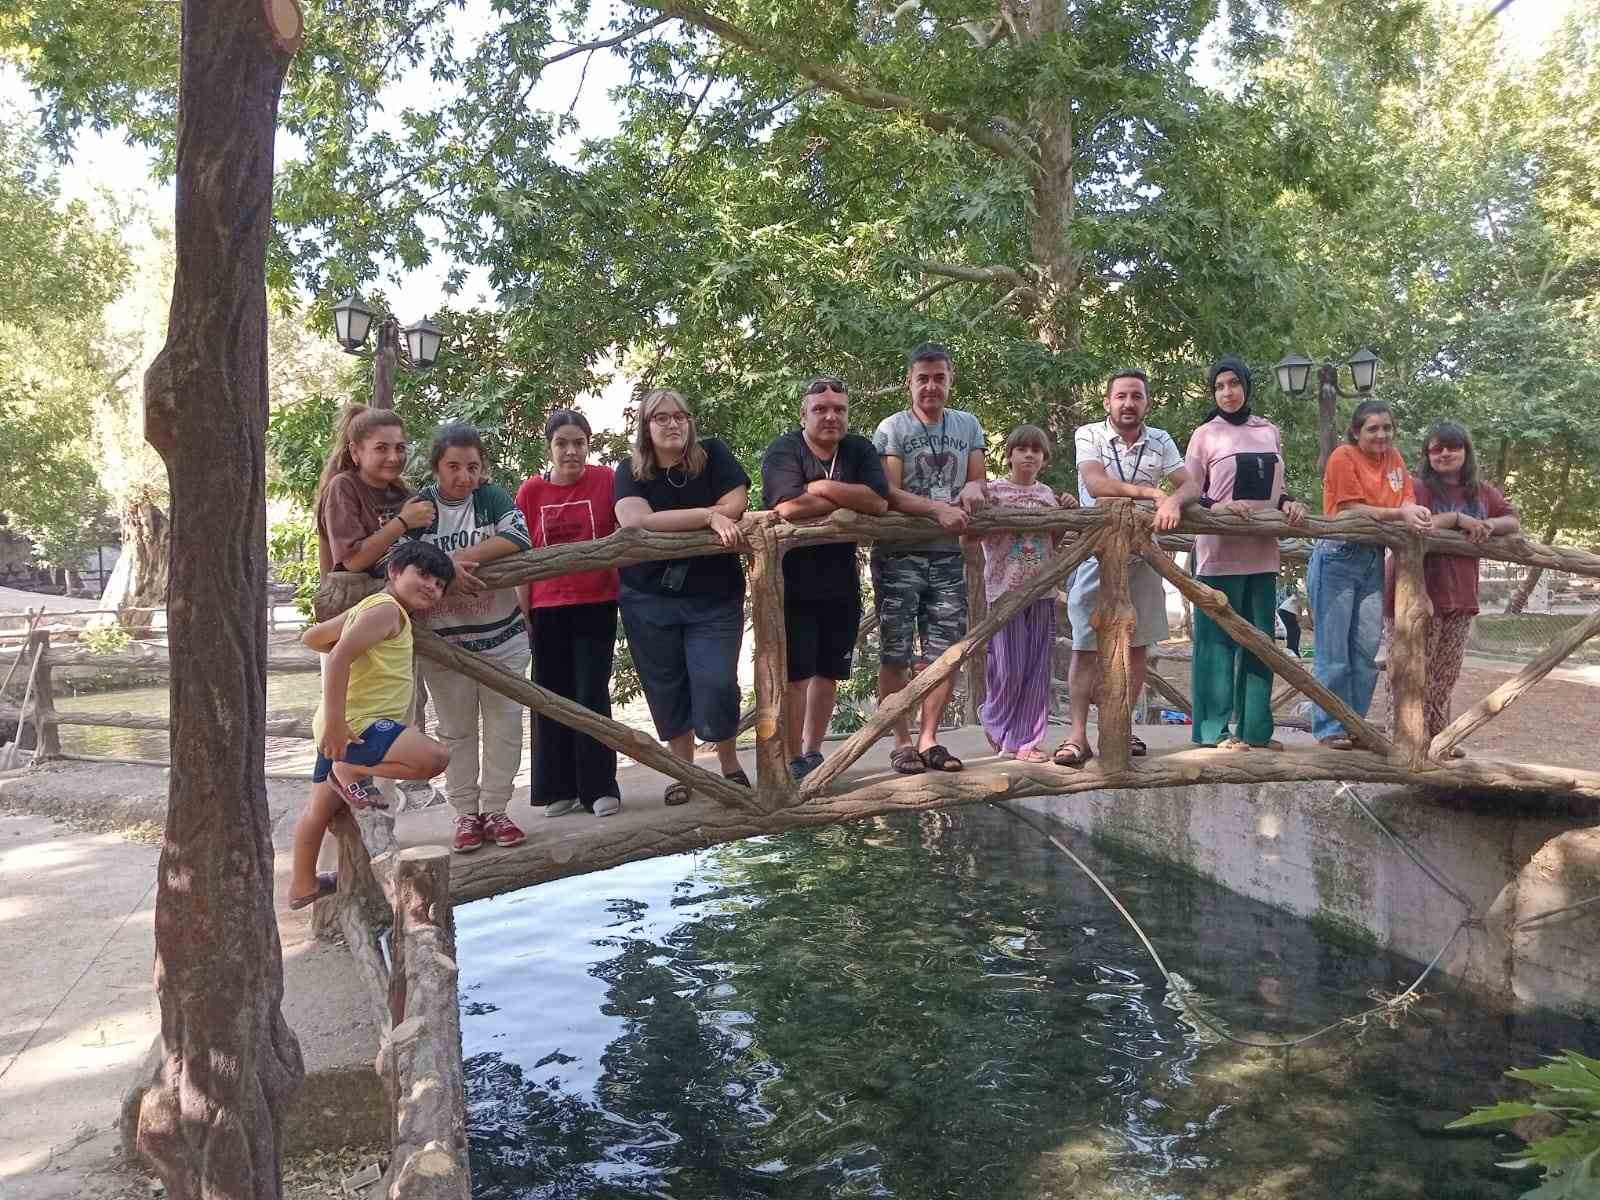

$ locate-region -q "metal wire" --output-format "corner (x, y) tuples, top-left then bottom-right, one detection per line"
(993, 784), (1480, 1052)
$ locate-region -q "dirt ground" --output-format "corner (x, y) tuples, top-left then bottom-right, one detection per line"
(1369, 658), (1600, 771)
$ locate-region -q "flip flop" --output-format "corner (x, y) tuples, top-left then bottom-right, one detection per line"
(1014, 747), (1050, 764)
(920, 745), (963, 772)
(723, 769), (751, 787)
(1319, 735), (1356, 751)
(1052, 740), (1092, 768)
(1218, 737), (1252, 752)
(890, 745), (926, 775)
(288, 873), (337, 911)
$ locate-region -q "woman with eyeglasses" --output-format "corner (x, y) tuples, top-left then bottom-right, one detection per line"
(613, 388), (752, 805)
(1385, 420), (1518, 753)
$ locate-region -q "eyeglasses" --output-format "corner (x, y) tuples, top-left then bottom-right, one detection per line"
(648, 411), (691, 427)
(805, 378), (848, 396)
(1426, 444), (1462, 455)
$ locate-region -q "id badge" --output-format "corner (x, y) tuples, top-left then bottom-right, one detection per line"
(929, 483), (954, 504)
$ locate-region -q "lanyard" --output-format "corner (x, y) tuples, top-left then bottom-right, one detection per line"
(1108, 434), (1147, 485)
(916, 411), (950, 482)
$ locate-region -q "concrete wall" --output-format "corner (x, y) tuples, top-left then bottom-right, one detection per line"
(1016, 780), (1600, 1019)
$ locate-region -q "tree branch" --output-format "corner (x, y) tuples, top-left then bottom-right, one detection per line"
(542, 14), (672, 67)
(638, 0), (1031, 162)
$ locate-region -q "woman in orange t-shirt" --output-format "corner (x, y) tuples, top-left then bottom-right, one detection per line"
(1308, 400), (1432, 748)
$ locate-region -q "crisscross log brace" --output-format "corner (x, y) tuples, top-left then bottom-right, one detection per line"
(309, 502), (1600, 903)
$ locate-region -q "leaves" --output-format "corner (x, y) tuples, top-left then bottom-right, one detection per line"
(1451, 1050), (1600, 1200)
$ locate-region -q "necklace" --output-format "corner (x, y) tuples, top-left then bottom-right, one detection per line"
(665, 463), (688, 489)
(803, 433), (839, 481)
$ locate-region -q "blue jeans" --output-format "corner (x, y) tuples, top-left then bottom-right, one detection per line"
(1307, 541), (1384, 741)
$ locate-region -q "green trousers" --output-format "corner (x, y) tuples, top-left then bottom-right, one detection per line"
(1191, 571), (1278, 746)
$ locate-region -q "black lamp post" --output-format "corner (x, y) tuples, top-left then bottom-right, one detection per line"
(1274, 348), (1381, 472)
(332, 293), (446, 410)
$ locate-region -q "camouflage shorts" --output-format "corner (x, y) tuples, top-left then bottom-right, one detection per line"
(871, 550), (969, 667)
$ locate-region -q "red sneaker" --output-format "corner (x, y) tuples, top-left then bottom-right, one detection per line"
(452, 814), (485, 854)
(482, 812), (526, 848)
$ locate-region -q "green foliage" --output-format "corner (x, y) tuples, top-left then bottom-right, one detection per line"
(267, 510), (322, 618)
(78, 622), (132, 655)
(1450, 1049), (1600, 1199)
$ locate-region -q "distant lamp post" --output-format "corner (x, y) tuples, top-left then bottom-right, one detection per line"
(1275, 347), (1382, 472)
(331, 292), (446, 409)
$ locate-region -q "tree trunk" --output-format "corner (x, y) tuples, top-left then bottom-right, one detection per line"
(102, 497), (170, 634)
(127, 1), (304, 1197)
(1507, 505), (1567, 616)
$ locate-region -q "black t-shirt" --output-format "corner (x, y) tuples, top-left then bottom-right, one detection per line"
(760, 431), (890, 597)
(613, 437), (751, 597)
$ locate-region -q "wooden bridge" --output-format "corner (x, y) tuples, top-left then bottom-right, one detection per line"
(302, 500), (1600, 898)
(307, 501), (1600, 1197)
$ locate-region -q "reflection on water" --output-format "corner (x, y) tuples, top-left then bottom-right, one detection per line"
(459, 807), (1596, 1199)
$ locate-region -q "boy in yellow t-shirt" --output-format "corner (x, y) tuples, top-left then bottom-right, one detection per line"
(288, 541), (456, 910)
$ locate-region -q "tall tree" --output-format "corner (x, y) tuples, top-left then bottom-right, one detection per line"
(127, 3), (306, 1199)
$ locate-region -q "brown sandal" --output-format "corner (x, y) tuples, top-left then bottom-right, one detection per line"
(921, 745), (964, 772)
(890, 745), (926, 775)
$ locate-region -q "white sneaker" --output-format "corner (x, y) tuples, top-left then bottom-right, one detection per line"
(592, 795), (622, 818)
(544, 798), (581, 818)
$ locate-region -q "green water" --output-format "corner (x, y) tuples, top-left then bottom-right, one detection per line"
(55, 674), (324, 771)
(457, 807), (1597, 1199)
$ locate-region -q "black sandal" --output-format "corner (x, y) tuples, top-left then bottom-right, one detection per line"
(288, 873), (337, 911)
(1130, 735), (1148, 757)
(1052, 740), (1092, 768)
(724, 769), (751, 787)
(921, 744), (964, 772)
(663, 781), (692, 806)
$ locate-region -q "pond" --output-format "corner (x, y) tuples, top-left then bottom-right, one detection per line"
(457, 804), (1595, 1199)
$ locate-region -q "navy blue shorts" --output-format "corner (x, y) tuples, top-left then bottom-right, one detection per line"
(312, 718), (408, 783)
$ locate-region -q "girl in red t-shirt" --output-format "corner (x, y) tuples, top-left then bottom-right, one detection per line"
(1385, 421), (1519, 749)
(514, 410), (622, 817)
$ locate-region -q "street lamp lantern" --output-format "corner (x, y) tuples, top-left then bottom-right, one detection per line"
(1274, 353), (1314, 397)
(1347, 347), (1380, 393)
(403, 317), (445, 369)
(332, 294), (375, 352)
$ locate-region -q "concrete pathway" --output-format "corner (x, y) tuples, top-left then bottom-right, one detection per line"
(0, 771), (381, 1199)
(0, 815), (157, 1194)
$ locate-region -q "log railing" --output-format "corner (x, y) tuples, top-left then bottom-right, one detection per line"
(303, 502), (1600, 811)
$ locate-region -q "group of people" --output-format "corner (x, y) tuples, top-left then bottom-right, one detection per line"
(285, 342), (1516, 906)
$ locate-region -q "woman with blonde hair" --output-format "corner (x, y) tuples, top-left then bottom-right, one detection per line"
(613, 388), (751, 804)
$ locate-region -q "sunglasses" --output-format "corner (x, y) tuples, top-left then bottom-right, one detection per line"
(805, 378), (848, 396)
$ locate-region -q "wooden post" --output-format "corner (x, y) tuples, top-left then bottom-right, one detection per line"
(748, 526), (793, 808)
(1092, 504), (1138, 774)
(1389, 539), (1431, 769)
(27, 630), (61, 760)
(389, 845), (456, 1025)
(961, 540), (987, 726)
(380, 845), (470, 1200)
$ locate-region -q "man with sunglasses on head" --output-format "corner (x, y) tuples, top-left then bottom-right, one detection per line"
(761, 377), (891, 780)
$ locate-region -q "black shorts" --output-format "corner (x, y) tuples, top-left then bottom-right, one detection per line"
(785, 591), (862, 683)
